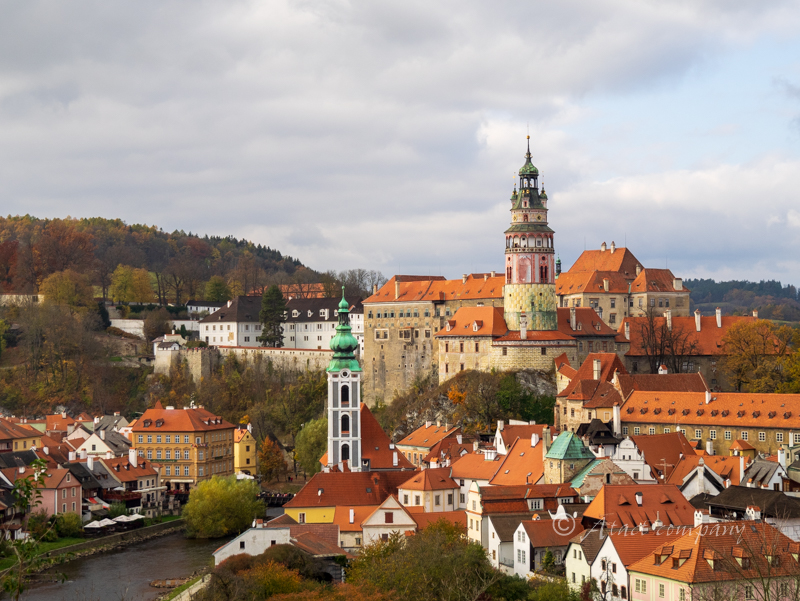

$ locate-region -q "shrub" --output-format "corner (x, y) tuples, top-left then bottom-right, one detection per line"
(108, 502), (128, 519)
(27, 509), (57, 542)
(55, 512), (84, 538)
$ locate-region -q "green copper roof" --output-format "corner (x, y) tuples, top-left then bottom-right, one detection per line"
(569, 459), (603, 488)
(327, 287), (362, 373)
(539, 188), (548, 199)
(545, 432), (595, 460)
(504, 223), (554, 234)
(519, 162), (539, 176)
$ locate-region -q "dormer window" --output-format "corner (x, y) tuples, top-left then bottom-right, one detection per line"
(292, 310), (299, 318)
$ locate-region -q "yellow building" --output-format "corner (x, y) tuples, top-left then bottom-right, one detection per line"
(131, 402), (235, 492)
(0, 419), (42, 452)
(234, 426), (258, 475)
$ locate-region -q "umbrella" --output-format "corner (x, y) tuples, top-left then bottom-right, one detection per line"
(113, 515), (132, 522)
(129, 513), (145, 520)
(84, 521), (104, 529)
(97, 518), (117, 527)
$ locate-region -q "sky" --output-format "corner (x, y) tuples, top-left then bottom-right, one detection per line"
(2, 0), (800, 285)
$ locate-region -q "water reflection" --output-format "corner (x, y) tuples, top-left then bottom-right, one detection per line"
(20, 532), (228, 601)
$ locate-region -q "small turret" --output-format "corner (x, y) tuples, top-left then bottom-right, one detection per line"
(555, 255), (561, 277)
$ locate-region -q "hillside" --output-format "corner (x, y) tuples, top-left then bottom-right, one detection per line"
(0, 215), (309, 304)
(686, 278), (800, 321)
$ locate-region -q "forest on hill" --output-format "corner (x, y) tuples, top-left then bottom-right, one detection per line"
(0, 215), (309, 304)
(686, 278), (800, 321)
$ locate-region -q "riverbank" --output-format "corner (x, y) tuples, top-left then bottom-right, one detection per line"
(0, 518), (186, 580)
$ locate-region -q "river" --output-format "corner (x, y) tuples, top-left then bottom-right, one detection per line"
(19, 532), (229, 601)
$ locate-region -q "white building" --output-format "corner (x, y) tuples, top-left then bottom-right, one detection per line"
(213, 521), (292, 565)
(199, 296), (262, 347)
(609, 438), (653, 483)
(361, 496), (416, 545)
(284, 297), (363, 353)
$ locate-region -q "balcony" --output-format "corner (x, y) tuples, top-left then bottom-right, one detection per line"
(103, 491), (142, 502)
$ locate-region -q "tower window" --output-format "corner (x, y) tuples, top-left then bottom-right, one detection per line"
(341, 414), (350, 434)
(341, 384), (350, 407)
(341, 443), (350, 462)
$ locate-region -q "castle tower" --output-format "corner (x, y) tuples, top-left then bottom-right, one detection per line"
(326, 288), (363, 471)
(503, 137), (558, 331)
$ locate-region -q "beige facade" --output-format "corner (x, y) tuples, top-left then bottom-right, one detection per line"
(234, 427), (258, 475)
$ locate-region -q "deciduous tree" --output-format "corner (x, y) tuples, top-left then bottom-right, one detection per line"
(294, 418), (327, 475)
(258, 437), (287, 482)
(720, 319), (795, 392)
(144, 307), (171, 342)
(40, 269), (94, 309)
(205, 275), (231, 302)
(182, 475), (264, 538)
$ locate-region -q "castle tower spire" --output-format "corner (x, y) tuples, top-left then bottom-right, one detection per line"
(326, 287), (363, 471)
(503, 137), (557, 331)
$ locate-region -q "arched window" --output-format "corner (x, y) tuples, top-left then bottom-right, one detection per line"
(342, 414), (350, 434)
(341, 385), (350, 407)
(523, 214), (528, 222)
(341, 443), (350, 461)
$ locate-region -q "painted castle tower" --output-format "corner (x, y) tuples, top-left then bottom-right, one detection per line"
(503, 136), (558, 331)
(326, 288), (363, 471)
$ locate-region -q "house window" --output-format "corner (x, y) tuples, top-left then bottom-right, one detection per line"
(649, 428), (655, 435)
(147, 435), (152, 443)
(165, 466), (171, 476)
(759, 432), (766, 442)
(385, 512), (394, 524)
(742, 431), (748, 441)
(147, 450), (152, 459)
(777, 433), (784, 443)
(710, 430), (716, 439)
(415, 495), (421, 505)
(659, 583), (665, 597)
(184, 466), (190, 476)
(298, 513), (306, 524)
(695, 429), (702, 439)
(435, 495), (440, 506)
(725, 431), (732, 440)
(541, 347), (546, 356)
(184, 435), (189, 443)
(447, 493), (453, 505)
(634, 427), (640, 435)
(403, 494), (409, 504)
(138, 435), (143, 443)
(622, 427), (628, 435)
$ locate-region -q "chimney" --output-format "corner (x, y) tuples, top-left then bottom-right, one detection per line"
(610, 241), (616, 254)
(491, 270), (496, 277)
(80, 449), (87, 460)
(673, 278), (683, 291)
(635, 492), (643, 506)
(613, 405), (621, 437)
(106, 451), (113, 459)
(570, 307), (577, 331)
(753, 310), (758, 319)
(393, 452), (398, 467)
(43, 446), (49, 455)
(68, 451), (76, 461)
(114, 412), (120, 417)
(473, 441), (479, 452)
(639, 522), (649, 533)
(395, 280), (400, 300)
(706, 440), (714, 455)
(129, 448), (138, 468)
(746, 505), (761, 521)
(542, 427), (552, 451)
(658, 364), (668, 375)
(694, 510), (710, 526)
(349, 508), (355, 523)
(652, 513), (663, 529)
(456, 434), (462, 444)
(635, 264), (642, 276)
(593, 359), (601, 381)
(695, 309), (701, 332)
(531, 433), (540, 447)
(497, 420), (504, 432)
(603, 278), (609, 292)
(436, 419), (441, 428)
(601, 242), (607, 252)
(18, 466), (24, 475)
(94, 416), (99, 425)
(462, 274), (467, 284)
(372, 284), (377, 295)
(227, 300), (232, 307)
(100, 429), (105, 440)
(779, 448), (787, 469)
(664, 309), (672, 331)
(740, 455), (745, 483)
(61, 412), (67, 419)
(520, 312), (528, 340)
(715, 307), (722, 328)
(484, 448), (497, 461)
(247, 423), (252, 433)
(624, 321), (630, 340)
(87, 455), (94, 470)
(426, 421), (432, 429)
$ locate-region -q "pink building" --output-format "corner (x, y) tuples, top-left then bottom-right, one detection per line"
(1, 466), (82, 516)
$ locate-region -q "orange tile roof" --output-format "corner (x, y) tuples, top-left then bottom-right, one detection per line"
(556, 270), (634, 296)
(132, 402), (234, 433)
(364, 274), (504, 305)
(666, 455), (745, 487)
(397, 423), (460, 449)
(556, 307), (618, 338)
(100, 457), (158, 483)
(558, 353), (628, 398)
(0, 418), (43, 442)
(554, 352), (575, 375)
(603, 529), (684, 566)
(38, 434), (75, 465)
(233, 428), (253, 443)
(630, 268), (687, 293)
(583, 484), (695, 528)
(422, 438), (472, 465)
(435, 306), (508, 338)
(489, 437), (545, 486)
(522, 519), (584, 549)
(565, 247), (642, 275)
(45, 414), (76, 433)
(619, 314), (758, 357)
(621, 390), (800, 430)
(628, 521), (796, 584)
(285, 470), (412, 508)
(493, 330), (575, 342)
(497, 424), (555, 448)
(449, 453), (502, 481)
(730, 439), (755, 451)
(2, 466), (72, 490)
(628, 432), (697, 481)
(398, 467), (459, 492)
(412, 510), (467, 531)
(332, 505), (379, 532)
(615, 373), (708, 398)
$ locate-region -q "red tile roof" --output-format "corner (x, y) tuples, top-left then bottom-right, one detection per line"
(556, 270), (633, 296)
(631, 268), (687, 294)
(615, 373), (708, 398)
(99, 457), (158, 483)
(291, 531), (350, 558)
(566, 380), (623, 409)
(493, 330), (575, 342)
(556, 307), (618, 338)
(364, 274), (504, 305)
(397, 423), (460, 449)
(284, 470), (412, 509)
(398, 468), (459, 492)
(435, 306), (508, 338)
(603, 529), (684, 566)
(666, 455), (745, 487)
(583, 484), (695, 528)
(2, 466), (72, 490)
(233, 428), (253, 443)
(132, 402), (234, 433)
(522, 518), (584, 549)
(497, 424), (555, 449)
(449, 453), (502, 481)
(619, 315), (758, 357)
(412, 510), (467, 531)
(730, 439), (755, 451)
(332, 505), (378, 532)
(628, 521), (796, 584)
(564, 247), (642, 276)
(489, 437), (545, 486)
(558, 353), (628, 398)
(45, 414), (76, 433)
(0, 418), (43, 442)
(628, 432), (697, 481)
(621, 391), (800, 430)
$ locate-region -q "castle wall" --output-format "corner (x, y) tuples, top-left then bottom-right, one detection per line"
(503, 283), (557, 331)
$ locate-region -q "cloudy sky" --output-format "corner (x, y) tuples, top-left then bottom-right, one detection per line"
(2, 1), (800, 285)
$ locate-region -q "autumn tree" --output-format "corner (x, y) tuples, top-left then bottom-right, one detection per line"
(635, 306), (699, 374)
(144, 307), (171, 341)
(294, 418), (327, 475)
(258, 437), (287, 482)
(40, 269), (94, 309)
(720, 319), (795, 392)
(35, 219), (95, 279)
(258, 285), (287, 347)
(182, 475), (264, 538)
(110, 265), (154, 303)
(205, 275), (231, 302)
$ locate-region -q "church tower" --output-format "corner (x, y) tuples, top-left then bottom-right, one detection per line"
(503, 137), (558, 331)
(326, 288), (363, 471)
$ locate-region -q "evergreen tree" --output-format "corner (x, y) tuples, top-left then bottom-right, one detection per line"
(257, 285), (287, 347)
